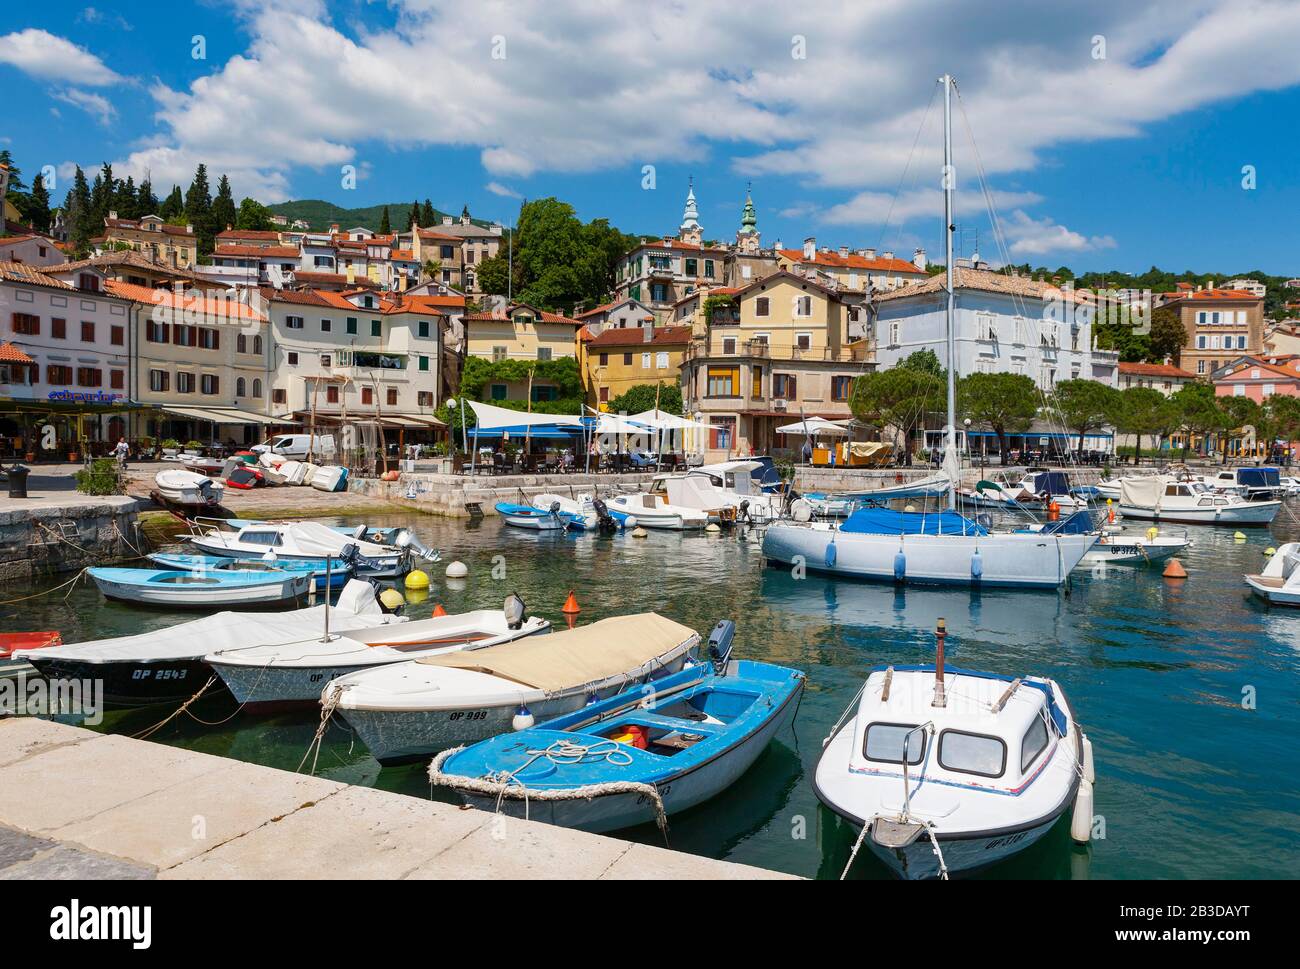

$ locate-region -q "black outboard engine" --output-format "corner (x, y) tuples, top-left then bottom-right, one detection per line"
(548, 501), (562, 515)
(737, 499), (751, 524)
(707, 620), (736, 673)
(591, 497), (619, 535)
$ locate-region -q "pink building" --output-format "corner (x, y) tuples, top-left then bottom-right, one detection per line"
(1214, 357), (1300, 402)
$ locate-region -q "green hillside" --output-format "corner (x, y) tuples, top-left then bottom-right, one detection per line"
(266, 199), (498, 233)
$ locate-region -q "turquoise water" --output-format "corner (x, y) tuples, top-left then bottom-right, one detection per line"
(6, 510), (1299, 879)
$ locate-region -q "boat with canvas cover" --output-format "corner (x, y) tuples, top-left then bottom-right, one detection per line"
(147, 552), (353, 592)
(429, 620), (804, 834)
(761, 76), (1095, 590)
(1244, 542), (1300, 605)
(206, 595), (551, 708)
(331, 613), (701, 765)
(87, 565), (314, 609)
(1117, 476), (1280, 525)
(605, 491), (708, 530)
(184, 520), (436, 577)
(817, 622), (1093, 879)
(154, 468), (224, 508)
(14, 580), (401, 706)
(650, 461), (784, 525)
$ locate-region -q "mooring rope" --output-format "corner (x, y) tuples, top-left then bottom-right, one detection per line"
(298, 684), (343, 775)
(132, 675), (218, 740)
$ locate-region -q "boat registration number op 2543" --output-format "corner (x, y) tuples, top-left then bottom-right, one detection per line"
(131, 668), (189, 681)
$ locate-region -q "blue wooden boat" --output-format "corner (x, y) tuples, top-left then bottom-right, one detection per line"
(494, 501), (574, 530)
(88, 566), (313, 609)
(147, 552), (351, 591)
(429, 621), (805, 833)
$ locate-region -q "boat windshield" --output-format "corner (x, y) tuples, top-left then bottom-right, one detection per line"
(863, 722), (926, 764)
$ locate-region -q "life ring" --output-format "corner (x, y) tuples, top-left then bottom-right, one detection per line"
(895, 472), (904, 484)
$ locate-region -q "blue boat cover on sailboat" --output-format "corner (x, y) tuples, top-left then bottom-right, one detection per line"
(1036, 509), (1095, 535)
(838, 507), (987, 536)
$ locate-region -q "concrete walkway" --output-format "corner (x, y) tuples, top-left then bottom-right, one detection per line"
(0, 718), (793, 880)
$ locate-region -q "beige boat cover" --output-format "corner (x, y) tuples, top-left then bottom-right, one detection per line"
(414, 613), (697, 691)
(1119, 476), (1169, 508)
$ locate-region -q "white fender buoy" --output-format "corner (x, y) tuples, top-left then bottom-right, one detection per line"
(825, 541), (837, 568)
(444, 560), (468, 578)
(1071, 779), (1094, 843)
(1082, 734), (1095, 784)
(631, 527), (648, 538)
(893, 550), (906, 582)
(623, 515), (638, 530)
(705, 522), (721, 533)
(512, 704), (535, 731)
(970, 549), (983, 580)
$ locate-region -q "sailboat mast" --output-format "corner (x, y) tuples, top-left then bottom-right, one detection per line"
(942, 73), (957, 511)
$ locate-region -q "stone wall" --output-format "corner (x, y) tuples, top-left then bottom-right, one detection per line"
(350, 471), (660, 518)
(0, 496), (144, 581)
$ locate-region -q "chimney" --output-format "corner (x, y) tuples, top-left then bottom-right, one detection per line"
(442, 216), (453, 225)
(864, 248), (876, 260)
(399, 272), (407, 293)
(346, 264), (356, 285)
(839, 246), (849, 258)
(882, 251), (894, 261)
(913, 248), (927, 271)
(185, 223), (193, 234)
(773, 238), (782, 251)
(803, 236), (816, 261)
(643, 325), (654, 343)
(329, 223), (340, 234)
(226, 223), (233, 231)
(108, 209), (118, 221)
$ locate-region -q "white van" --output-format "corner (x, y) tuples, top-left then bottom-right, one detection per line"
(252, 434), (336, 460)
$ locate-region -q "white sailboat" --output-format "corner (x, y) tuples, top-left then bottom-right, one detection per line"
(761, 75), (1096, 588)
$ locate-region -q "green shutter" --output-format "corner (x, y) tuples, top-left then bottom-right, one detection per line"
(346, 317), (357, 334)
(419, 355), (429, 372)
(371, 320), (381, 337)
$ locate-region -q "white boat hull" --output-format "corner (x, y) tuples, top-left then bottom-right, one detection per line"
(763, 522), (1095, 588)
(90, 573), (310, 607)
(1079, 535), (1188, 566)
(1118, 501), (1279, 525)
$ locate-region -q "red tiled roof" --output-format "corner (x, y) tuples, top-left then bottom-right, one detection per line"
(463, 304), (582, 326)
(105, 217), (194, 238)
(290, 271), (381, 289)
(1172, 288), (1261, 302)
(0, 342), (36, 364)
(216, 229), (282, 242)
(587, 325), (693, 348)
(214, 244), (300, 259)
(0, 261), (73, 290)
(106, 280), (267, 322)
(1118, 362), (1196, 379)
(779, 248), (924, 275)
(1217, 359), (1300, 382)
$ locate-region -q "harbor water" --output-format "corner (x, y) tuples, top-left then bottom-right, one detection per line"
(6, 510), (1299, 879)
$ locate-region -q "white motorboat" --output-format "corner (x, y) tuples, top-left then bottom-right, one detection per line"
(605, 491), (708, 530)
(817, 638), (1093, 879)
(660, 461), (784, 524)
(1207, 466), (1285, 501)
(1117, 476), (1280, 526)
(528, 492), (626, 532)
(178, 454), (226, 476)
(13, 580), (402, 706)
(330, 612), (701, 764)
(154, 468), (224, 508)
(207, 595), (551, 707)
(1245, 543), (1300, 605)
(184, 520), (437, 577)
(1077, 527), (1190, 567)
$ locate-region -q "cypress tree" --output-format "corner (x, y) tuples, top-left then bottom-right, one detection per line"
(379, 205), (391, 234)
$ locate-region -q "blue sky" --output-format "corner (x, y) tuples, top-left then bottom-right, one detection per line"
(4, 0), (1299, 275)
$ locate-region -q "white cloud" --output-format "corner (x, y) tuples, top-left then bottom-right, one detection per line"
(52, 88), (117, 126)
(0, 28), (122, 85)
(485, 181), (523, 199)
(95, 0), (1300, 229)
(1002, 210), (1118, 257)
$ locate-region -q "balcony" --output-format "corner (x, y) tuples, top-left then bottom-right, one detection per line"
(684, 339), (864, 364)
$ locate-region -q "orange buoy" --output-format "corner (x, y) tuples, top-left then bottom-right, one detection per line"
(432, 603), (448, 616)
(1162, 559), (1187, 579)
(1048, 500), (1061, 522)
(562, 589), (581, 614)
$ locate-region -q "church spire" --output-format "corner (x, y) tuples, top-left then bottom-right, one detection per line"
(680, 176), (701, 232)
(740, 182), (757, 231)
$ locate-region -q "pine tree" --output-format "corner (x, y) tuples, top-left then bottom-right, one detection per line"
(212, 174), (237, 234)
(0, 150), (26, 193)
(407, 200), (421, 231)
(28, 173), (51, 232)
(118, 175), (138, 220)
(421, 199), (436, 227)
(137, 175), (159, 216)
(184, 164), (214, 254)
(68, 166), (94, 255)
(159, 185), (183, 221)
(379, 205), (391, 234)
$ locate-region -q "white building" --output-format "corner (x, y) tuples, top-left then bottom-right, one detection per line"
(872, 267), (1120, 390)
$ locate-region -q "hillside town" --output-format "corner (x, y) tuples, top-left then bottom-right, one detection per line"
(3, 152), (1299, 468)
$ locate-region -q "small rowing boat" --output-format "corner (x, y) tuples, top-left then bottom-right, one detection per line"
(495, 502), (572, 530)
(87, 565), (314, 609)
(154, 468), (224, 508)
(429, 621), (804, 834)
(147, 552), (353, 592)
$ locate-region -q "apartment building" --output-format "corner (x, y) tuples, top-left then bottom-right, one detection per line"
(679, 271), (873, 459)
(1117, 360), (1196, 395)
(582, 324), (693, 408)
(461, 301), (583, 405)
(776, 239), (929, 293)
(1162, 285), (1266, 378)
(0, 261), (133, 455)
(0, 233), (65, 267)
(574, 298), (657, 336)
(872, 268), (1121, 391)
(98, 212), (199, 270)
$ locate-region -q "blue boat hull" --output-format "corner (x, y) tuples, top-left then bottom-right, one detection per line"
(148, 553), (349, 592)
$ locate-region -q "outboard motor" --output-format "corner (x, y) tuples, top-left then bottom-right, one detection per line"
(394, 529), (441, 563)
(707, 620), (736, 673)
(738, 499), (751, 524)
(590, 497), (619, 535)
(548, 501), (562, 516)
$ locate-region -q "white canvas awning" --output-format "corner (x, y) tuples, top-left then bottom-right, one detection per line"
(159, 406), (293, 426)
(466, 399), (583, 430)
(776, 416), (850, 437)
(592, 413), (652, 435)
(628, 408), (711, 431)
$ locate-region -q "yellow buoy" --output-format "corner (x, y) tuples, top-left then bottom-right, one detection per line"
(404, 568), (430, 590)
(1266, 547), (1277, 556)
(378, 588), (406, 610)
(904, 504), (917, 513)
(1233, 531), (1247, 542)
(1146, 526), (1158, 540)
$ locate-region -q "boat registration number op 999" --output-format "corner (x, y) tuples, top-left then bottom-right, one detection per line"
(448, 710), (488, 722)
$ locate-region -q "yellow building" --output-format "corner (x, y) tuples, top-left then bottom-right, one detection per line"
(582, 325), (693, 408)
(462, 302), (583, 405)
(680, 271), (874, 459)
(99, 212), (199, 270)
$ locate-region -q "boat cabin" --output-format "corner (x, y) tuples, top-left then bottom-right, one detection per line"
(850, 666), (1066, 793)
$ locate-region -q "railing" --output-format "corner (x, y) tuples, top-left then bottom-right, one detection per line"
(684, 340), (866, 363)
